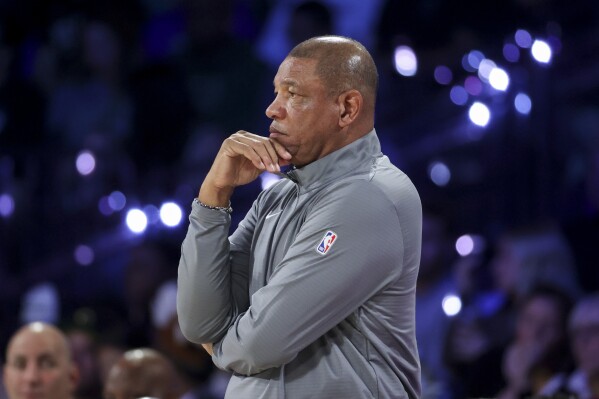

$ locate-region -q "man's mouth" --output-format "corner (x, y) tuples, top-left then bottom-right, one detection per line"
(269, 126), (285, 138)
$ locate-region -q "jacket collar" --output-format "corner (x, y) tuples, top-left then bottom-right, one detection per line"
(285, 129), (381, 191)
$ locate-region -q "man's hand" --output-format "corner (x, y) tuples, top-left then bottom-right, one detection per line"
(199, 131), (292, 207)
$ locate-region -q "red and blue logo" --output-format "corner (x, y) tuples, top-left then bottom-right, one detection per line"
(316, 230), (337, 255)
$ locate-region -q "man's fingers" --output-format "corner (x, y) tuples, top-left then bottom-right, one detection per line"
(226, 132), (286, 172)
(224, 135), (267, 171)
(269, 138), (293, 165)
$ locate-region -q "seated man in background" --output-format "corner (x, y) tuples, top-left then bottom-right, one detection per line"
(103, 347), (184, 399)
(3, 322), (80, 399)
(567, 293), (599, 399)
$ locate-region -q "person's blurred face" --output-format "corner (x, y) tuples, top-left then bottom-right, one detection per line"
(266, 57), (343, 167)
(572, 323), (599, 374)
(103, 360), (172, 399)
(491, 239), (520, 295)
(516, 296), (563, 348)
(3, 325), (78, 399)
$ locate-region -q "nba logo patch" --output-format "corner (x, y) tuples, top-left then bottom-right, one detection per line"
(316, 230), (337, 255)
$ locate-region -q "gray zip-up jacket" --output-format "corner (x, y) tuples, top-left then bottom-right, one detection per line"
(177, 130), (422, 398)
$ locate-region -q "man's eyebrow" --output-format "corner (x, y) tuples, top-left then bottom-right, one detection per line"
(273, 78), (299, 89)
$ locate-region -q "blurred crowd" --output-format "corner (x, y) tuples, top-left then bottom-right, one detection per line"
(0, 0), (598, 398)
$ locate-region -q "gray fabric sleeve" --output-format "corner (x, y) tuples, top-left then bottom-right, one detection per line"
(177, 200), (254, 344)
(212, 181), (406, 375)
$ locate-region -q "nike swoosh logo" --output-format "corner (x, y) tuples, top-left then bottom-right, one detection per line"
(265, 211), (282, 220)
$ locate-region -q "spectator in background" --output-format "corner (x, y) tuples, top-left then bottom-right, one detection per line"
(103, 348), (184, 399)
(287, 1), (333, 48)
(415, 209), (457, 398)
(566, 293), (599, 399)
(3, 322), (79, 399)
(497, 285), (575, 399)
(65, 328), (103, 399)
(444, 221), (581, 398)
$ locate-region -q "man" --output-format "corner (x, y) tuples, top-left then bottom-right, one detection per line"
(177, 35), (422, 398)
(103, 348), (183, 399)
(566, 293), (599, 399)
(3, 322), (79, 399)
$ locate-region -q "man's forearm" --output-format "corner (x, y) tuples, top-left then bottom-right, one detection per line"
(177, 203), (236, 344)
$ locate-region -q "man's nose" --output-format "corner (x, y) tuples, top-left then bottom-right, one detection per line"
(265, 98), (283, 120)
(23, 364), (42, 383)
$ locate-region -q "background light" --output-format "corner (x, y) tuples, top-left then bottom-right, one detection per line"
(464, 76), (483, 96)
(144, 204), (160, 224)
(477, 59), (497, 82)
(74, 245), (94, 266)
(468, 102), (491, 127)
(428, 162), (451, 187)
(503, 43), (520, 62)
(260, 172), (281, 190)
(126, 209), (148, 234)
(434, 65), (453, 85)
(108, 191), (127, 211)
(488, 67), (510, 91)
(515, 93), (532, 114)
(76, 151), (96, 176)
(455, 235), (475, 256)
(0, 193), (15, 218)
(393, 45), (418, 77)
(442, 294), (462, 317)
(160, 202), (183, 227)
(449, 85), (468, 106)
(514, 29), (533, 48)
(466, 50), (485, 69)
(531, 39), (552, 63)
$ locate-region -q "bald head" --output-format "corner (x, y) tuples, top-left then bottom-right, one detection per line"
(104, 348), (182, 399)
(4, 322), (79, 399)
(288, 36), (378, 114)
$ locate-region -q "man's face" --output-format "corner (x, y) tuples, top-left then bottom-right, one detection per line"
(103, 363), (168, 399)
(3, 328), (78, 399)
(266, 57), (342, 167)
(572, 323), (599, 374)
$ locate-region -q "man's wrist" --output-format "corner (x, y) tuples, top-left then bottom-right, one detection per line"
(194, 198), (233, 214)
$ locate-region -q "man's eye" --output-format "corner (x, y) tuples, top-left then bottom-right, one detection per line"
(39, 357), (57, 369)
(12, 359), (26, 370)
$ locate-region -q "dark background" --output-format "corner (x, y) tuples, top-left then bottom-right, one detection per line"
(0, 0), (597, 396)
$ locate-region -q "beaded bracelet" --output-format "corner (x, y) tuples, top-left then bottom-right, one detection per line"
(193, 198), (233, 214)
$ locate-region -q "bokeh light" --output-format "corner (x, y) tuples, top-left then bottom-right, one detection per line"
(74, 245), (94, 266)
(514, 93), (532, 114)
(464, 76), (483, 96)
(503, 43), (520, 63)
(393, 45), (418, 77)
(466, 50), (485, 70)
(477, 59), (497, 82)
(0, 193), (15, 218)
(260, 172), (281, 190)
(488, 67), (510, 91)
(514, 29), (533, 48)
(442, 294), (462, 317)
(468, 102), (491, 127)
(159, 202), (183, 227)
(434, 65), (453, 85)
(428, 162), (451, 187)
(76, 150), (96, 176)
(531, 39), (552, 64)
(108, 191), (127, 212)
(126, 209), (148, 234)
(449, 85), (468, 106)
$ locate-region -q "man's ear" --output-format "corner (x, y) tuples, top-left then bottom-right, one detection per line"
(69, 363), (81, 391)
(337, 89), (362, 128)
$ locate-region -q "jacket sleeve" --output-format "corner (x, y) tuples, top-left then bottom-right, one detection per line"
(211, 180), (409, 375)
(176, 200), (256, 344)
